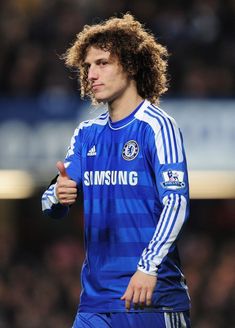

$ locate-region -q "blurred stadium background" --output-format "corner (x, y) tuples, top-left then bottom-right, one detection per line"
(0, 0), (235, 327)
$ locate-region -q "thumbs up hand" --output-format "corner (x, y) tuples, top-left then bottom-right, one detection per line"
(55, 161), (78, 205)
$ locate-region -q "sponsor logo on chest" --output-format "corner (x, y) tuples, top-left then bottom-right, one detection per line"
(84, 140), (140, 186)
(84, 170), (138, 186)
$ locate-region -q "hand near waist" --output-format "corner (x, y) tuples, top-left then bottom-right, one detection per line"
(121, 270), (157, 311)
(55, 161), (78, 205)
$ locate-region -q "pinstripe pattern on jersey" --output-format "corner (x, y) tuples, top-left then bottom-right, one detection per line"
(42, 184), (55, 197)
(135, 102), (183, 164)
(150, 103), (183, 164)
(138, 193), (187, 273)
(42, 99), (190, 311)
(66, 111), (109, 158)
(164, 312), (187, 328)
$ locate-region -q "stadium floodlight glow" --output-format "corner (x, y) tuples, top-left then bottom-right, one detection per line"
(189, 171), (235, 199)
(0, 170), (34, 199)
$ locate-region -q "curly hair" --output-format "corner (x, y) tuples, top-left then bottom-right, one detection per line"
(63, 13), (169, 104)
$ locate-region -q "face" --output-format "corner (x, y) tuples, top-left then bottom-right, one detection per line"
(84, 46), (130, 103)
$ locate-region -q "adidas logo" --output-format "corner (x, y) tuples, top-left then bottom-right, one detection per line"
(87, 145), (96, 156)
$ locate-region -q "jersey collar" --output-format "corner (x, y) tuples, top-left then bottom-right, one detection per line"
(108, 100), (145, 130)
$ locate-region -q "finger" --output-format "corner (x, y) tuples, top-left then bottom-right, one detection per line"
(57, 187), (77, 194)
(58, 193), (77, 200)
(125, 299), (131, 311)
(56, 161), (69, 178)
(121, 288), (134, 311)
(56, 188), (77, 199)
(57, 180), (77, 189)
(132, 288), (141, 309)
(139, 288), (147, 308)
(146, 289), (153, 306)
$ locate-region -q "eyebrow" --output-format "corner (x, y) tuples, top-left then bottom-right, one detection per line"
(84, 56), (110, 65)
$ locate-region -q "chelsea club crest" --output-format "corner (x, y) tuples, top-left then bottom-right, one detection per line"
(122, 140), (139, 161)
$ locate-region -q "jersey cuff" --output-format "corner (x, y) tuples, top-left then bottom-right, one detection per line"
(48, 183), (59, 205)
(137, 266), (158, 277)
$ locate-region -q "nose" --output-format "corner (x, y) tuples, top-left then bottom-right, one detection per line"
(88, 65), (98, 81)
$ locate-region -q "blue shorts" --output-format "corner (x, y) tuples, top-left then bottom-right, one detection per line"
(72, 311), (191, 328)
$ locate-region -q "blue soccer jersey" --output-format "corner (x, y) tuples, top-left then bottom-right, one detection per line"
(42, 99), (190, 313)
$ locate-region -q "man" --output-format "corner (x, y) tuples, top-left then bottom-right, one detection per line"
(42, 13), (191, 328)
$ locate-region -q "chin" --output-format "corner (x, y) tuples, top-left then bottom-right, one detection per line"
(94, 95), (110, 103)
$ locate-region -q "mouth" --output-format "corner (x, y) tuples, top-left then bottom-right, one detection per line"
(92, 84), (103, 92)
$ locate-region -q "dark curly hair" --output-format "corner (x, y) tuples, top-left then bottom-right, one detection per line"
(63, 13), (169, 104)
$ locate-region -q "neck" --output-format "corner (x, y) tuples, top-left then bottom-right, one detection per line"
(108, 82), (143, 122)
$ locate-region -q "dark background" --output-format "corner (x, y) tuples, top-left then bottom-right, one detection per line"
(0, 1), (235, 327)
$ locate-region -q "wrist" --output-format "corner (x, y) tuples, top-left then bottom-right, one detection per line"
(137, 266), (158, 277)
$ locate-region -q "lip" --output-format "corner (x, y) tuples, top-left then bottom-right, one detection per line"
(92, 84), (103, 91)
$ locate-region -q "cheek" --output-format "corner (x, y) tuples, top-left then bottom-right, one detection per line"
(105, 67), (129, 91)
(118, 76), (129, 90)
(109, 79), (126, 93)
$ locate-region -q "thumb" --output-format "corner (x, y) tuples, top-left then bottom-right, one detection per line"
(56, 161), (69, 178)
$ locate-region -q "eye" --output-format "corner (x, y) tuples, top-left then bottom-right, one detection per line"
(99, 60), (108, 66)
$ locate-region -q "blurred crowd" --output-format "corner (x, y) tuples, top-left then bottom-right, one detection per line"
(181, 234), (235, 328)
(0, 0), (235, 98)
(0, 1), (235, 327)
(0, 228), (83, 328)
(0, 199), (235, 328)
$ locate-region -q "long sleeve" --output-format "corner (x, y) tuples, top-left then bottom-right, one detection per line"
(41, 177), (69, 219)
(41, 123), (83, 219)
(137, 104), (190, 276)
